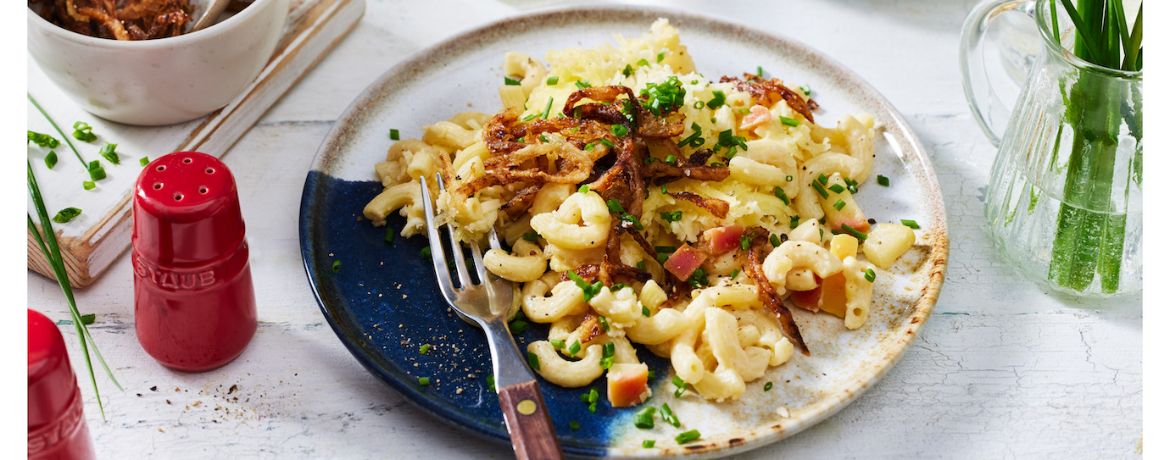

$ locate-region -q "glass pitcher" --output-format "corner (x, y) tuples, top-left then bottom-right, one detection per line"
(961, 0), (1142, 297)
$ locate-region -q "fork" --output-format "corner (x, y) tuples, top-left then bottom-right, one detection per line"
(419, 175), (563, 460)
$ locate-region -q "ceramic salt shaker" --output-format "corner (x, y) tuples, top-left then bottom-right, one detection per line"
(132, 152), (257, 371)
(28, 309), (96, 460)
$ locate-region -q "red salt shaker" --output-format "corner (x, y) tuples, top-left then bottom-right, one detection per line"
(29, 309), (96, 460)
(132, 152), (257, 372)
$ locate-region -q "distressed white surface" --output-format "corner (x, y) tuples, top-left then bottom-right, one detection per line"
(26, 0), (1142, 458)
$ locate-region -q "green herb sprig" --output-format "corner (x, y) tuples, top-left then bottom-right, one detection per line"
(28, 161), (120, 419)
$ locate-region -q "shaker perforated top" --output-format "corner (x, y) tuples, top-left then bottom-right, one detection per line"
(133, 152), (246, 264)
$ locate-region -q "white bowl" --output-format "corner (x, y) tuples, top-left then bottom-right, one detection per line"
(27, 0), (289, 126)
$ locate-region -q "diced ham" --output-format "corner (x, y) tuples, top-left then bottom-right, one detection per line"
(664, 244), (708, 281)
(739, 104), (772, 130)
(606, 363), (651, 407)
(703, 225), (745, 256)
(789, 284), (821, 312)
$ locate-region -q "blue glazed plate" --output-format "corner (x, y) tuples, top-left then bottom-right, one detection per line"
(300, 6), (947, 458)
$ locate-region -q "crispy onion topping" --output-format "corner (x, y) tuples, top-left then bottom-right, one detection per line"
(720, 73), (819, 123)
(743, 227), (810, 356)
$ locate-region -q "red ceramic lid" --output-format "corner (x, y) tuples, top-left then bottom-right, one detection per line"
(133, 152), (245, 265)
(28, 309), (78, 430)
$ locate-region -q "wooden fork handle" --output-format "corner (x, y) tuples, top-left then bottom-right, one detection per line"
(498, 380), (563, 460)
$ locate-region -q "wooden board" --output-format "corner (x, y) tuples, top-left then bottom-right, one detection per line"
(27, 0), (365, 288)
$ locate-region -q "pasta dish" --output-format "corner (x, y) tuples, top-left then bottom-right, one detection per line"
(363, 20), (917, 407)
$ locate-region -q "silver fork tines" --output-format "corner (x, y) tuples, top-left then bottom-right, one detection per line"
(418, 175), (532, 387)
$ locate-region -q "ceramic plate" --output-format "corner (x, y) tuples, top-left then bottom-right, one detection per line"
(300, 6), (948, 458)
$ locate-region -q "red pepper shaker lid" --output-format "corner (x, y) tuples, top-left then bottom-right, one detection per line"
(133, 152), (245, 264)
(28, 309), (78, 431)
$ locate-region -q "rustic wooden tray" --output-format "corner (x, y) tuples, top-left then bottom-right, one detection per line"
(27, 0), (364, 288)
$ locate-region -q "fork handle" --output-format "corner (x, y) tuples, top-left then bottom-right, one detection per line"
(498, 380), (563, 460)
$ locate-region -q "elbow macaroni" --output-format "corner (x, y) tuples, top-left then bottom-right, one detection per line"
(361, 20), (911, 403)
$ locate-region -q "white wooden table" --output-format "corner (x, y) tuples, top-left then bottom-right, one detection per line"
(28, 0), (1142, 458)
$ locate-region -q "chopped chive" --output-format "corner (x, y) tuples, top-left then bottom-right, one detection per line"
(27, 130), (60, 148)
(598, 315), (611, 332)
(44, 151), (58, 169)
(541, 97), (554, 119)
(634, 406), (656, 429)
(52, 207), (82, 224)
(829, 183), (845, 194)
(417, 376), (430, 386)
(98, 143), (119, 165)
(521, 112), (539, 122)
(86, 161), (106, 181)
(550, 339), (565, 349)
(671, 375), (687, 397)
(575, 80), (591, 89)
(660, 403), (680, 427)
(730, 268), (740, 279)
(637, 58), (649, 67)
(664, 154), (677, 165)
(693, 101), (705, 109)
(598, 138), (615, 149)
(636, 260), (647, 271)
(331, 260), (342, 272)
(578, 185), (590, 194)
(527, 351), (541, 371)
(138, 156), (150, 167)
(756, 65), (765, 77)
(773, 186), (789, 205)
(418, 344), (432, 355)
(622, 64), (634, 77)
(785, 174), (794, 182)
(509, 317), (530, 334)
(833, 199), (846, 211)
(841, 224), (868, 241)
(389, 128), (400, 140)
(568, 340), (581, 356)
(656, 51), (665, 62)
(660, 185), (668, 194)
(901, 219), (921, 229)
(740, 234), (751, 251)
(706, 90), (726, 109)
(790, 215), (800, 229)
(569, 421), (581, 430)
(504, 76), (522, 86)
(770, 234), (781, 246)
(660, 210), (682, 223)
(676, 429), (701, 444)
(384, 227), (397, 243)
(799, 84), (812, 96)
(486, 374), (496, 392)
(642, 440), (656, 448)
(72, 121), (96, 142)
(601, 342), (615, 369)
(522, 230), (540, 242)
(811, 180), (830, 198)
(865, 268), (877, 283)
(611, 124), (629, 137)
(83, 181), (95, 191)
(420, 246), (432, 258)
(877, 175), (890, 186)
(764, 381), (773, 391)
(642, 305), (651, 317)
(779, 116), (800, 127)
(546, 75), (559, 85)
(817, 173), (829, 185)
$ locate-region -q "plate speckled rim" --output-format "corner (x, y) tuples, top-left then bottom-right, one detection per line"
(301, 5), (948, 458)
